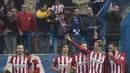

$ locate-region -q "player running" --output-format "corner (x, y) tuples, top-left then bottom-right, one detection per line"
(51, 43), (72, 73)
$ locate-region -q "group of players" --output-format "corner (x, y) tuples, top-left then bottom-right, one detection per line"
(51, 34), (126, 73)
(3, 34), (126, 73)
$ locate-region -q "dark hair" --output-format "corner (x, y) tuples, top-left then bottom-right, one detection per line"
(86, 6), (92, 10)
(95, 40), (104, 48)
(108, 42), (118, 47)
(16, 44), (24, 49)
(79, 42), (87, 46)
(60, 43), (68, 50)
(24, 50), (30, 56)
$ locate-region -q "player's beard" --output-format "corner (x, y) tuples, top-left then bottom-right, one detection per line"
(18, 51), (23, 55)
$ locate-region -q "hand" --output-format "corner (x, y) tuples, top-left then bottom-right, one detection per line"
(57, 68), (61, 73)
(6, 28), (12, 33)
(93, 30), (98, 39)
(19, 31), (23, 36)
(3, 68), (7, 73)
(108, 51), (114, 56)
(94, 26), (97, 30)
(3, 30), (8, 35)
(65, 33), (72, 41)
(55, 17), (59, 21)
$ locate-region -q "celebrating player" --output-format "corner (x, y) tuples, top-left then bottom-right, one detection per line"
(3, 44), (32, 73)
(51, 43), (72, 73)
(108, 42), (126, 73)
(65, 34), (108, 73)
(71, 42), (89, 73)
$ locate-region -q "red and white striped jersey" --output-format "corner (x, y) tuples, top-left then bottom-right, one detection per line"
(52, 56), (72, 73)
(94, 0), (104, 3)
(9, 56), (31, 73)
(89, 51), (106, 73)
(69, 41), (108, 73)
(52, 4), (65, 14)
(71, 53), (89, 73)
(109, 53), (126, 73)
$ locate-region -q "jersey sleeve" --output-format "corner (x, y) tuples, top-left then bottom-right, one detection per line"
(26, 56), (32, 68)
(69, 41), (92, 55)
(110, 53), (126, 65)
(32, 59), (40, 73)
(9, 56), (14, 64)
(71, 56), (76, 66)
(52, 56), (58, 66)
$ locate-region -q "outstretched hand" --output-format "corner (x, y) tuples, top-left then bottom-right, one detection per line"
(65, 33), (72, 41)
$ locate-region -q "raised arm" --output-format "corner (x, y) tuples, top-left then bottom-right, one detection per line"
(65, 34), (91, 55)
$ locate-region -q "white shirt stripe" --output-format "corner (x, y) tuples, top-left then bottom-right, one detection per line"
(16, 56), (19, 73)
(20, 56), (23, 73)
(24, 58), (27, 73)
(61, 56), (64, 73)
(13, 57), (16, 73)
(83, 55), (86, 73)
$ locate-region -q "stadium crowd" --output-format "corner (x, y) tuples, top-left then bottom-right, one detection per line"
(1, 0), (126, 73)
(0, 0), (121, 55)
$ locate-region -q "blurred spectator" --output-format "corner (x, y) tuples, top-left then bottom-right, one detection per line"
(3, 8), (18, 54)
(36, 4), (51, 53)
(52, 0), (65, 15)
(104, 2), (121, 45)
(24, 0), (36, 14)
(72, 0), (90, 16)
(72, 9), (81, 42)
(14, 0), (24, 11)
(0, 20), (4, 54)
(92, 0), (105, 14)
(17, 4), (36, 53)
(71, 9), (81, 53)
(64, 7), (73, 33)
(81, 7), (102, 49)
(53, 12), (68, 52)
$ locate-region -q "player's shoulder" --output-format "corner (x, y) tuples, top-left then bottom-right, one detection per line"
(68, 56), (73, 59)
(55, 55), (61, 59)
(32, 59), (38, 62)
(119, 52), (126, 56)
(10, 55), (17, 59)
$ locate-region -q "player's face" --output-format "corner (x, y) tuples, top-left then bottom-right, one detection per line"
(80, 43), (87, 50)
(94, 42), (100, 51)
(16, 45), (24, 55)
(61, 45), (69, 54)
(108, 44), (114, 52)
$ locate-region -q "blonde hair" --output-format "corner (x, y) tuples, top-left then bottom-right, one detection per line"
(95, 40), (104, 48)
